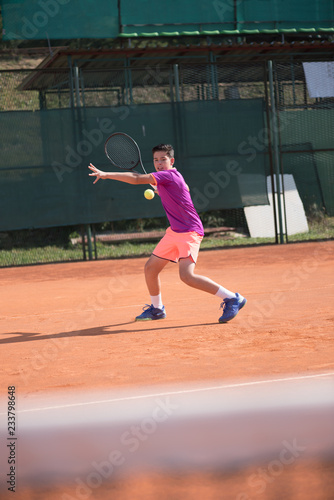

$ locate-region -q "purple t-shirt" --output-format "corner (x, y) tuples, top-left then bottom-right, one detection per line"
(152, 169), (204, 236)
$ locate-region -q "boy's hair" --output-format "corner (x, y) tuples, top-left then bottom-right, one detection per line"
(152, 144), (174, 158)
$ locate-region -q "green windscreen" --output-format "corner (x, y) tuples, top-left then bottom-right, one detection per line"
(1, 0), (119, 40)
(279, 110), (334, 216)
(122, 0), (334, 33)
(120, 0), (234, 33)
(236, 0), (334, 30)
(1, 0), (333, 40)
(0, 99), (268, 231)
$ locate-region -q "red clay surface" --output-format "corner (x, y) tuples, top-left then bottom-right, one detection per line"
(1, 241), (334, 499)
(1, 241), (334, 397)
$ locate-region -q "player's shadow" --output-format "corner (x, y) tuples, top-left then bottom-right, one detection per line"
(1, 321), (219, 344)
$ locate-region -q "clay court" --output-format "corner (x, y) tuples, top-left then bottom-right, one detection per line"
(1, 240), (334, 499)
(2, 241), (334, 393)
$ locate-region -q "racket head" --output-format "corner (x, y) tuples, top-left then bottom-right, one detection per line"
(104, 132), (145, 172)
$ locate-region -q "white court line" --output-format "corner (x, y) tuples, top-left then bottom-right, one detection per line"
(13, 371), (334, 415)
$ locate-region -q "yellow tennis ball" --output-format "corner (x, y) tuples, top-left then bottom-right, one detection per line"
(144, 189), (155, 200)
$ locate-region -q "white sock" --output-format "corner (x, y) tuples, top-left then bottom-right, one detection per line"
(215, 286), (236, 300)
(150, 294), (163, 309)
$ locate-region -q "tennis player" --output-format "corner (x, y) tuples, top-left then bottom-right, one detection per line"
(88, 143), (246, 323)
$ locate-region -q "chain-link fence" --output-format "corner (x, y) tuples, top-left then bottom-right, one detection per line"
(0, 57), (333, 266)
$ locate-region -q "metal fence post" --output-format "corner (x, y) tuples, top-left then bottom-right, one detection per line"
(173, 64), (181, 102)
(86, 224), (93, 260)
(268, 60), (285, 244)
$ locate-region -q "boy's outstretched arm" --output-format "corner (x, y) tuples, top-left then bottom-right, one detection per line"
(88, 163), (155, 186)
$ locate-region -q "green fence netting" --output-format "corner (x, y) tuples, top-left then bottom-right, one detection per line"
(122, 0), (334, 34)
(0, 98), (268, 231)
(1, 0), (334, 40)
(276, 62), (334, 216)
(0, 58), (333, 266)
(1, 0), (119, 40)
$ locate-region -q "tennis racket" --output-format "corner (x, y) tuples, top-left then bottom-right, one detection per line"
(104, 132), (148, 174)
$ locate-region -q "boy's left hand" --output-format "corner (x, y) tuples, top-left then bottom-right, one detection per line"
(88, 163), (103, 184)
(150, 184), (159, 196)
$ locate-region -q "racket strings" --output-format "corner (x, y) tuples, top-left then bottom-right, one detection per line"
(105, 134), (140, 170)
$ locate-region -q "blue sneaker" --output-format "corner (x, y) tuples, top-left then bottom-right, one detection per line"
(219, 293), (246, 323)
(135, 304), (166, 321)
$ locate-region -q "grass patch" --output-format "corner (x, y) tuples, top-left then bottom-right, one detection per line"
(0, 246), (84, 266)
(288, 213), (334, 242)
(1, 216), (333, 267)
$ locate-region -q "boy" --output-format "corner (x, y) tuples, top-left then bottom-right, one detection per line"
(88, 143), (246, 323)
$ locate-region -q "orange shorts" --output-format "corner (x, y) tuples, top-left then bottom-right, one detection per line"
(153, 227), (203, 263)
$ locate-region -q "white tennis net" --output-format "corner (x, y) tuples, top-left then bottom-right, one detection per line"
(1, 372), (334, 499)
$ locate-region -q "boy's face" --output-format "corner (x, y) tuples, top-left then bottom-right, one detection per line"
(153, 151), (175, 171)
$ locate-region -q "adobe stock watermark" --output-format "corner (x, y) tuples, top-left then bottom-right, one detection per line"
(236, 439), (306, 499)
(242, 242), (332, 331)
(7, 0), (71, 40)
(192, 160), (242, 211)
(191, 112), (293, 211)
(213, 0), (243, 22)
(52, 106), (131, 183)
(237, 112), (292, 163)
(18, 271), (129, 386)
(213, 0), (267, 22)
(280, 242), (333, 291)
(61, 396), (179, 500)
(142, 63), (170, 88)
(52, 62), (171, 183)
